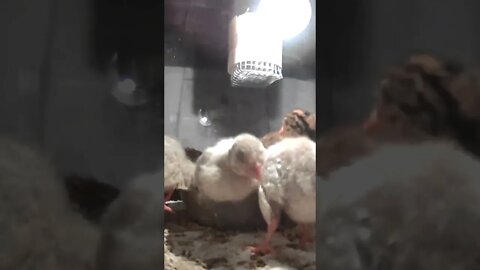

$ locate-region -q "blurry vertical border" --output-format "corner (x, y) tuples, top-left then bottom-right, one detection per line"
(314, 0), (322, 269)
(88, 0), (166, 263)
(314, 0), (371, 268)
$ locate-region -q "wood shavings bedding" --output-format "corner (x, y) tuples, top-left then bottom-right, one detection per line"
(164, 220), (315, 270)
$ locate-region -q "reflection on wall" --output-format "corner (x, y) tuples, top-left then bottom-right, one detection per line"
(164, 67), (316, 150)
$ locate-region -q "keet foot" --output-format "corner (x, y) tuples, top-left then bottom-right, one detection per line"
(298, 224), (314, 249)
(246, 243), (277, 256)
(164, 204), (174, 213)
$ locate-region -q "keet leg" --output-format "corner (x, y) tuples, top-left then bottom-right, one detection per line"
(164, 188), (176, 213)
(298, 224), (314, 249)
(165, 188), (175, 201)
(363, 108), (380, 131)
(164, 204), (174, 213)
(247, 215), (280, 256)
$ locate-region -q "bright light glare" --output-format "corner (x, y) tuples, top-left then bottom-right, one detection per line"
(256, 0), (312, 41)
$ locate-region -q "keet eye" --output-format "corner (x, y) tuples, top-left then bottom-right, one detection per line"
(236, 149), (246, 162)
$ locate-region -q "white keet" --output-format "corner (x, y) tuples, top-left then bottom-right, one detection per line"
(194, 133), (266, 202)
(164, 136), (195, 213)
(250, 136), (316, 255)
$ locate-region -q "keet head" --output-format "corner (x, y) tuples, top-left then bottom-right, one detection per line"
(279, 109), (316, 140)
(364, 53), (464, 138)
(228, 133), (266, 181)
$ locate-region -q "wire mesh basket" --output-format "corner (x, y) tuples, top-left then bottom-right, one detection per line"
(230, 60), (282, 88)
(228, 12), (283, 88)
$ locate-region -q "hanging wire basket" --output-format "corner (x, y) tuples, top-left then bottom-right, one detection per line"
(230, 60), (282, 88)
(227, 11), (283, 88)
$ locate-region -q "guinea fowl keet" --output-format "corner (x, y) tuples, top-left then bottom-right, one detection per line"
(164, 136), (195, 213)
(194, 133), (266, 203)
(249, 137), (316, 255)
(364, 53), (480, 158)
(0, 137), (99, 270)
(317, 141), (480, 270)
(261, 109), (316, 148)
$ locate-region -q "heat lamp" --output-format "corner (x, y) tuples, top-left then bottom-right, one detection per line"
(227, 0), (312, 88)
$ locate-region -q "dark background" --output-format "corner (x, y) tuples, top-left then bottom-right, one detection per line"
(0, 0), (479, 187)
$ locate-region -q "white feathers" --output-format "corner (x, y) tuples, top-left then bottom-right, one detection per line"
(97, 172), (163, 270)
(316, 140), (480, 269)
(194, 134), (265, 202)
(164, 136), (195, 191)
(259, 137), (316, 224)
(207, 137), (236, 157)
(320, 141), (480, 210)
(0, 137), (99, 270)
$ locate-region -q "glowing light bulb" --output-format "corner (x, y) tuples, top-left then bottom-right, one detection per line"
(256, 0), (312, 41)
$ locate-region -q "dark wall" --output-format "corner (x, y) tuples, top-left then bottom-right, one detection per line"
(318, 0), (480, 128)
(0, 0), (52, 143)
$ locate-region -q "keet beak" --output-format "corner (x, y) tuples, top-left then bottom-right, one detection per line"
(253, 162), (263, 181)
